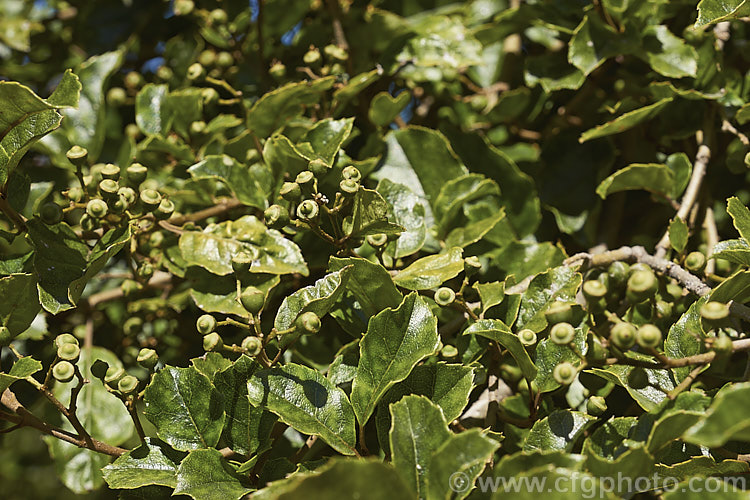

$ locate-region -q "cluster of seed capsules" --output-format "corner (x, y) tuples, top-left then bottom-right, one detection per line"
(509, 259), (733, 405)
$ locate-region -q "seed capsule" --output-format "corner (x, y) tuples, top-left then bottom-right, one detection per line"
(196, 314), (217, 334)
(685, 251), (706, 273)
(118, 375), (139, 394)
(636, 324), (662, 348)
(553, 362), (577, 385)
(137, 348), (159, 370)
(517, 329), (537, 346)
(295, 311), (321, 334)
(53, 361), (75, 383)
(203, 332), (223, 351)
(39, 202), (63, 225)
(626, 269), (658, 303)
(241, 336), (262, 356)
(434, 287), (456, 306)
(240, 287), (265, 315)
(297, 199), (319, 220)
(550, 322), (575, 345)
(587, 396), (608, 416)
(58, 343), (81, 362)
(610, 322), (637, 350)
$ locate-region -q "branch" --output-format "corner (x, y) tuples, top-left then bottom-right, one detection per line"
(168, 198), (244, 225)
(654, 144), (710, 258)
(83, 271), (172, 308)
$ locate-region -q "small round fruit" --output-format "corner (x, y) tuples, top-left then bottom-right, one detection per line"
(582, 280), (607, 300)
(544, 303), (573, 325)
(137, 348), (159, 370)
(66, 186), (84, 203)
(264, 204), (290, 228)
(295, 312), (321, 334)
(587, 396), (608, 416)
(58, 342), (81, 362)
(154, 198), (175, 220)
(86, 199), (108, 219)
(655, 300), (673, 319)
(124, 71), (143, 89)
(232, 251), (254, 274)
(187, 62), (205, 81)
(0, 326), (13, 346)
(434, 287), (456, 306)
(156, 66), (173, 81)
(201, 87), (219, 105)
(240, 287), (265, 315)
(126, 163), (148, 186)
(517, 329), (537, 346)
(296, 199), (319, 220)
(665, 283), (683, 302)
(105, 366), (125, 384)
(269, 61), (286, 79)
(607, 261), (630, 287)
(339, 178), (359, 195)
(464, 256), (482, 277)
(80, 213), (99, 232)
(296, 171), (314, 185)
(90, 359), (109, 380)
(99, 179), (119, 199)
(627, 367), (649, 389)
(303, 46), (321, 65)
(106, 87), (127, 106)
(100, 163), (121, 181)
(700, 301), (729, 321)
(610, 322), (637, 350)
(53, 361), (75, 383)
(712, 334), (733, 355)
(553, 362), (577, 385)
(118, 375), (139, 394)
(550, 322), (575, 345)
(280, 182), (301, 201)
(342, 165), (361, 182)
(203, 332), (223, 352)
(241, 336), (262, 356)
(440, 344), (458, 358)
(39, 202), (63, 225)
(139, 189), (162, 211)
(636, 324), (662, 348)
(55, 333), (79, 348)
(308, 159), (328, 177)
(216, 51), (234, 68)
(66, 145), (88, 167)
(627, 269), (658, 302)
(366, 233), (388, 248)
(190, 120), (206, 135)
(196, 314), (217, 335)
(685, 251), (706, 273)
(209, 8), (228, 24)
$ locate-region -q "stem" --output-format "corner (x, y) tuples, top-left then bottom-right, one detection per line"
(127, 397), (147, 444)
(0, 193), (27, 232)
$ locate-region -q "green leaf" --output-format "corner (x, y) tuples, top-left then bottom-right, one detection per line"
(188, 268), (279, 319)
(328, 257), (403, 317)
(587, 361), (675, 411)
(474, 281), (506, 316)
(179, 215), (308, 277)
(669, 217), (689, 253)
(727, 196), (750, 243)
(596, 163), (674, 199)
(274, 267), (352, 344)
(695, 0), (750, 27)
(517, 265), (582, 332)
(737, 103), (750, 125)
(135, 84), (172, 136)
(525, 53), (585, 92)
(174, 449), (252, 500)
(491, 468), (618, 499)
(524, 410), (598, 452)
(0, 273), (40, 337)
(568, 15), (633, 76)
(191, 352), (232, 382)
(683, 382), (750, 447)
(351, 293), (440, 424)
(711, 239), (750, 266)
(298, 117), (354, 166)
(0, 355), (42, 395)
(665, 297), (708, 382)
(709, 270), (750, 304)
(0, 69), (80, 185)
(434, 174), (500, 234)
(656, 456), (749, 482)
(247, 363), (357, 455)
(534, 326), (587, 393)
(579, 98), (673, 143)
(188, 155), (271, 210)
(143, 366), (225, 451)
(246, 77), (336, 137)
(641, 26), (698, 78)
(663, 478), (748, 499)
(333, 68), (382, 105)
(369, 91), (411, 127)
(214, 355), (276, 456)
(102, 438), (184, 490)
(464, 320), (537, 380)
(375, 363), (475, 455)
(666, 152), (692, 199)
(491, 241), (566, 282)
(426, 429), (499, 500)
(393, 247), (464, 290)
(493, 450), (586, 477)
(46, 441), (110, 494)
(389, 395), (452, 497)
(343, 187), (403, 238)
(377, 179), (427, 258)
(445, 205), (506, 249)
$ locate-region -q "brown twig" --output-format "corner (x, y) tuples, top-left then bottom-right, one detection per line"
(703, 206), (719, 277)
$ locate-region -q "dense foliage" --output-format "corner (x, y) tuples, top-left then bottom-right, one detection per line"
(2, 0), (750, 498)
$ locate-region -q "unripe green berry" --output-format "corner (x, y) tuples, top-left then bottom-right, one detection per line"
(173, 0), (194, 15)
(665, 283), (683, 302)
(118, 375), (139, 394)
(39, 202), (63, 225)
(629, 263), (651, 275)
(303, 46), (321, 65)
(196, 314), (217, 334)
(53, 361), (75, 383)
(137, 348), (159, 370)
(607, 261), (630, 287)
(518, 329), (537, 346)
(99, 179), (119, 199)
(583, 280), (607, 299)
(139, 189), (162, 211)
(553, 362), (577, 385)
(324, 44), (348, 61)
(700, 301), (729, 321)
(187, 62), (205, 81)
(550, 322), (575, 345)
(100, 163), (121, 181)
(190, 120), (206, 135)
(90, 359), (109, 380)
(203, 332), (223, 351)
(464, 256), (482, 277)
(295, 170), (314, 185)
(295, 311), (321, 334)
(126, 163), (148, 186)
(66, 145), (88, 168)
(366, 233), (388, 248)
(125, 123), (141, 139)
(627, 367), (649, 388)
(201, 87), (219, 105)
(636, 324), (662, 348)
(269, 61), (286, 79)
(155, 198), (175, 220)
(123, 317), (143, 336)
(587, 396), (608, 416)
(232, 251), (254, 275)
(655, 300), (673, 319)
(86, 199), (108, 219)
(55, 333), (79, 348)
(434, 287), (456, 306)
(241, 336), (262, 356)
(109, 197), (128, 214)
(297, 199), (319, 220)
(137, 262), (154, 281)
(80, 213), (99, 231)
(308, 159), (328, 177)
(156, 66), (173, 81)
(66, 186), (84, 203)
(280, 182), (301, 201)
(685, 251), (706, 273)
(58, 342), (80, 362)
(264, 204), (290, 228)
(105, 366), (125, 384)
(339, 178), (359, 195)
(610, 322), (637, 350)
(117, 187), (137, 205)
(440, 344), (458, 358)
(216, 51), (234, 68)
(209, 8), (228, 24)
(342, 165), (361, 182)
(107, 87), (127, 106)
(124, 71), (143, 89)
(544, 303), (573, 325)
(198, 49), (216, 67)
(712, 334), (733, 355)
(627, 269), (658, 302)
(240, 287), (265, 315)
